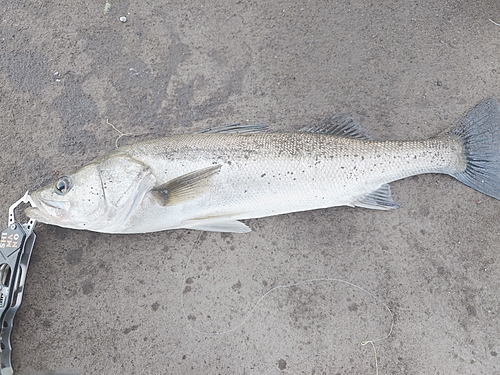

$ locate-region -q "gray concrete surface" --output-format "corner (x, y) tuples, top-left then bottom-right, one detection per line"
(1, 1), (500, 374)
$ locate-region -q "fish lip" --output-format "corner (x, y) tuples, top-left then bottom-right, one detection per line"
(28, 193), (68, 220)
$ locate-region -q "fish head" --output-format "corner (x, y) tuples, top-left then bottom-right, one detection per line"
(26, 163), (110, 230)
(26, 154), (156, 232)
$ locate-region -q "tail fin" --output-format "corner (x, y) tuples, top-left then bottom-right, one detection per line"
(450, 98), (500, 200)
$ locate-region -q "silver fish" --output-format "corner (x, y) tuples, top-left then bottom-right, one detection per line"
(26, 99), (500, 234)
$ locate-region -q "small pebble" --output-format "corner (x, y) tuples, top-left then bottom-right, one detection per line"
(119, 16), (127, 23)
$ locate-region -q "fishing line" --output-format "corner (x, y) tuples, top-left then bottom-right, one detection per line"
(106, 119), (137, 148)
(180, 233), (394, 373)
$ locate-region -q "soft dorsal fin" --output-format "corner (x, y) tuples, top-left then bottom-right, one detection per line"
(352, 184), (400, 210)
(299, 115), (372, 140)
(197, 123), (269, 134)
(152, 165), (221, 205)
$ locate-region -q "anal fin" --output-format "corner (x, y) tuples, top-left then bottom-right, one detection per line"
(182, 218), (251, 233)
(353, 184), (401, 210)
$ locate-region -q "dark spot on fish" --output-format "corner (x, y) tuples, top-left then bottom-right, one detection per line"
(261, 173), (266, 177)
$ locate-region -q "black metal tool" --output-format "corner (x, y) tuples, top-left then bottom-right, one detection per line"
(0, 192), (37, 375)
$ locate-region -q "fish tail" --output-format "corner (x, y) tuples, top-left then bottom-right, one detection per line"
(449, 98), (500, 200)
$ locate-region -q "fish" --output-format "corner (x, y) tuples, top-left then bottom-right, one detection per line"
(26, 98), (500, 234)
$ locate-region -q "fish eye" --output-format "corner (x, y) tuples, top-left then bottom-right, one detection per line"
(54, 176), (73, 195)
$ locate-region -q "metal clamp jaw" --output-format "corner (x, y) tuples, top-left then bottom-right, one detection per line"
(0, 192), (37, 375)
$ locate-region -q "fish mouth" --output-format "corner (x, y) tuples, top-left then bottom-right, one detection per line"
(25, 194), (69, 222)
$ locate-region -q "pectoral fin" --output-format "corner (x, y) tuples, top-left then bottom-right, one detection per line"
(353, 184), (401, 210)
(153, 165), (221, 205)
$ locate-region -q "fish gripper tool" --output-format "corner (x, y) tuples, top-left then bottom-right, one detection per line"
(0, 192), (37, 375)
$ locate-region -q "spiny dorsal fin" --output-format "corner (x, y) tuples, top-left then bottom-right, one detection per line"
(352, 184), (401, 210)
(300, 115), (372, 140)
(197, 123), (269, 134)
(152, 165), (221, 205)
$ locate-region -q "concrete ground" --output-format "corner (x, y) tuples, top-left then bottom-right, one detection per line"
(1, 1), (500, 374)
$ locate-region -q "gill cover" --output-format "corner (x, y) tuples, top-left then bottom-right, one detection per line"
(90, 154), (156, 231)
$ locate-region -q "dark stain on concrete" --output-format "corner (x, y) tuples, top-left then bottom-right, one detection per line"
(278, 359), (287, 370)
(66, 247), (83, 265)
(54, 78), (99, 156)
(82, 280), (95, 295)
(0, 51), (50, 94)
(123, 324), (139, 334)
(231, 280), (242, 290)
(172, 63), (249, 126)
